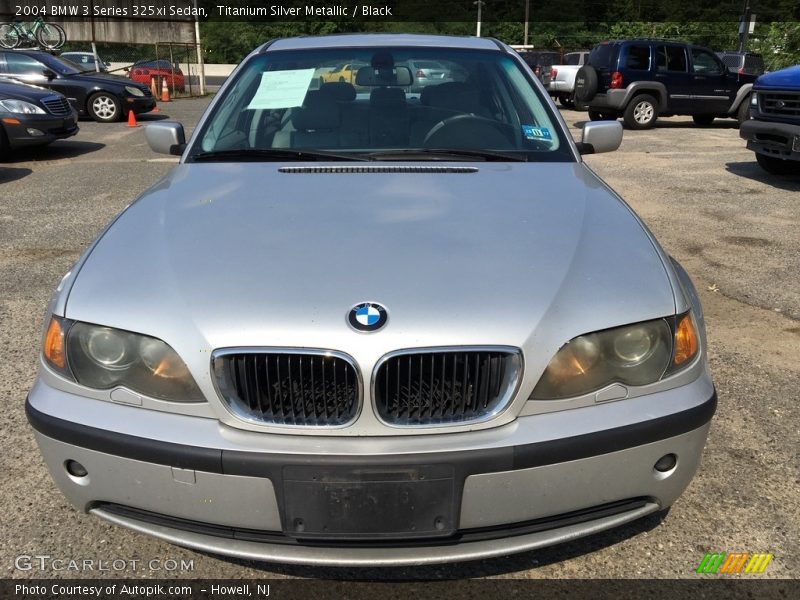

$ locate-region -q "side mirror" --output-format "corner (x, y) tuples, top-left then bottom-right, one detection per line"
(145, 121), (186, 156)
(577, 121), (623, 155)
(42, 68), (57, 80)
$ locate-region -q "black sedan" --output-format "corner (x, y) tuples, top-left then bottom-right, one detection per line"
(0, 77), (78, 158)
(0, 50), (155, 122)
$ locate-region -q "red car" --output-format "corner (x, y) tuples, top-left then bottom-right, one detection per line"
(128, 60), (185, 93)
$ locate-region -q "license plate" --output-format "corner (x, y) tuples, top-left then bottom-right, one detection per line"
(282, 465), (455, 539)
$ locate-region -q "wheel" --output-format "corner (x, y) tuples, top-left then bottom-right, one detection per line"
(737, 96), (751, 126)
(574, 66), (598, 102)
(588, 110), (614, 121)
(623, 94), (658, 129)
(755, 153), (795, 175)
(0, 125), (9, 160)
(36, 23), (65, 50)
(87, 92), (122, 123)
(559, 93), (575, 109)
(692, 115), (715, 126)
(0, 23), (21, 49)
(423, 114), (515, 149)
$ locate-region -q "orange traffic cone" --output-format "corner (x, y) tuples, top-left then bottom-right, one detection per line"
(127, 110), (138, 127)
(161, 78), (171, 103)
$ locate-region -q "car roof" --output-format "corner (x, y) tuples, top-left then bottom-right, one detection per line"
(264, 34), (503, 53)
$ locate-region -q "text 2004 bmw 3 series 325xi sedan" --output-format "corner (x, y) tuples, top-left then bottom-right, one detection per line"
(26, 34), (715, 566)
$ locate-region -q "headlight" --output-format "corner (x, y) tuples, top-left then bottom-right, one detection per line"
(124, 85), (144, 97)
(43, 317), (204, 402)
(530, 313), (699, 400)
(751, 92), (758, 106)
(0, 99), (46, 114)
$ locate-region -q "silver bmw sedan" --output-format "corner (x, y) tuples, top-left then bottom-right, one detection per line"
(27, 34), (715, 566)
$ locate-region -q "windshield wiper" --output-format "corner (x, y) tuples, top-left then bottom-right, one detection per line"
(364, 148), (529, 162)
(191, 148), (369, 162)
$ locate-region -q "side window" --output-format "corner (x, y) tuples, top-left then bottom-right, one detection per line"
(625, 45), (651, 70)
(691, 49), (722, 75)
(4, 52), (45, 75)
(657, 46), (687, 72)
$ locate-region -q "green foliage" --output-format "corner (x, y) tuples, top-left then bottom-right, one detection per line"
(751, 22), (800, 71)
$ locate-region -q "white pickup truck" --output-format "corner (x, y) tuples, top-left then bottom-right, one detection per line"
(548, 51), (590, 108)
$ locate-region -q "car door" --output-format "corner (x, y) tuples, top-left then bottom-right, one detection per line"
(655, 44), (691, 112)
(689, 47), (733, 114)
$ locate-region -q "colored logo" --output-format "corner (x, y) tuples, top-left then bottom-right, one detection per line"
(696, 552), (773, 574)
(347, 302), (388, 332)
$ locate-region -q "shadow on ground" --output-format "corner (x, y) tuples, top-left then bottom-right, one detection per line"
(201, 509), (669, 580)
(5, 141), (105, 163)
(725, 161), (800, 191)
(0, 166), (32, 183)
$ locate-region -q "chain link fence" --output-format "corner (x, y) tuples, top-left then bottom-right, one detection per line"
(60, 41), (204, 98)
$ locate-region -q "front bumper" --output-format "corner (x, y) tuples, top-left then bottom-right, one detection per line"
(27, 373), (716, 566)
(2, 113), (78, 148)
(124, 95), (157, 114)
(740, 118), (800, 161)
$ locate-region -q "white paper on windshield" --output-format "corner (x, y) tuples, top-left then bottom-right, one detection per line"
(246, 69), (315, 109)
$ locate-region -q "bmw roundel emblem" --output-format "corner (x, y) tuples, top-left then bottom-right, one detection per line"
(348, 302), (388, 332)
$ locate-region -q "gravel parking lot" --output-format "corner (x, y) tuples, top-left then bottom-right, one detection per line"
(1, 97), (797, 580)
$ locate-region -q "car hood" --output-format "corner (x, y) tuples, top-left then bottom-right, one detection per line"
(66, 72), (135, 87)
(65, 162), (675, 377)
(0, 79), (58, 101)
(755, 65), (800, 90)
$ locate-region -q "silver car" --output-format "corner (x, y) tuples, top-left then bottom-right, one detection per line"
(27, 34), (715, 566)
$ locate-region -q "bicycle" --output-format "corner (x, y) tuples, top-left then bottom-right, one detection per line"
(0, 17), (66, 50)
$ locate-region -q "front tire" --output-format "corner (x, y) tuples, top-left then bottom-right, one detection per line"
(692, 115), (715, 126)
(87, 92), (121, 123)
(756, 153), (795, 175)
(623, 94), (658, 129)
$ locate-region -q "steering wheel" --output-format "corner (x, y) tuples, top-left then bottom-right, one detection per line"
(422, 114), (516, 149)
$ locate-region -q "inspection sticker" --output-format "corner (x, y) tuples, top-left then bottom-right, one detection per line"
(522, 125), (552, 140)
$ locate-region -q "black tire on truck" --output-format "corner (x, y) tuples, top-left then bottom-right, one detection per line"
(574, 66), (598, 103)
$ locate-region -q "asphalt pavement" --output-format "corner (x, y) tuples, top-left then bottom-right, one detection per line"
(0, 98), (797, 580)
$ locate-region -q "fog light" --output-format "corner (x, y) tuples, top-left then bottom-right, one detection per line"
(654, 453), (677, 473)
(26, 128), (45, 137)
(65, 460), (88, 478)
(792, 135), (800, 153)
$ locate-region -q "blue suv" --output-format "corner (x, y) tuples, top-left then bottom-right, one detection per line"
(575, 40), (757, 129)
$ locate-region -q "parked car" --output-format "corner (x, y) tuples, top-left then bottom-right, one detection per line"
(0, 50), (155, 122)
(548, 50), (590, 107)
(575, 39), (757, 129)
(516, 49), (561, 87)
(407, 59), (453, 91)
(739, 64), (800, 175)
(716, 51), (765, 77)
(0, 77), (77, 158)
(60, 51), (110, 73)
(128, 59), (185, 93)
(26, 34), (715, 566)
(318, 62), (366, 86)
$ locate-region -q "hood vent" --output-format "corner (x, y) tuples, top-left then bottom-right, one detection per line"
(278, 166), (478, 174)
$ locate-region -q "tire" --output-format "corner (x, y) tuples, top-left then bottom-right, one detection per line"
(692, 115), (715, 126)
(755, 153), (795, 175)
(0, 23), (21, 49)
(574, 66), (598, 102)
(588, 110), (614, 121)
(573, 98), (588, 111)
(737, 95), (751, 126)
(0, 125), (9, 160)
(559, 93), (575, 109)
(36, 23), (65, 50)
(87, 92), (122, 123)
(623, 94), (658, 129)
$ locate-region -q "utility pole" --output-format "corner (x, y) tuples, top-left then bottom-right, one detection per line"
(194, 0), (206, 95)
(738, 0), (752, 53)
(523, 0), (530, 46)
(474, 1), (484, 38)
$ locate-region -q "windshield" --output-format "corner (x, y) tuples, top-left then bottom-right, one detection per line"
(41, 54), (83, 75)
(192, 46), (573, 162)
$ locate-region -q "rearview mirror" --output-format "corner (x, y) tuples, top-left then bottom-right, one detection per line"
(577, 121), (623, 154)
(355, 66), (412, 87)
(145, 121), (186, 155)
